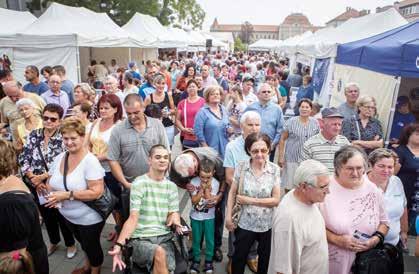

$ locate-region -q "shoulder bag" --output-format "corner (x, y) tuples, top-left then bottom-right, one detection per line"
(351, 242), (399, 274)
(231, 163), (246, 227)
(63, 152), (117, 220)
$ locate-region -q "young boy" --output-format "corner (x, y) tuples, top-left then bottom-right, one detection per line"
(189, 158), (220, 274)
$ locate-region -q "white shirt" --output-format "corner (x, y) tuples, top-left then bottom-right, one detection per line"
(49, 152), (105, 225)
(243, 92), (258, 106)
(189, 177), (219, 221)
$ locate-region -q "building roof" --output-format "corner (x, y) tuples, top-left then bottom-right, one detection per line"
(211, 21), (279, 32)
(281, 13), (312, 26)
(326, 7), (361, 24)
(398, 0), (419, 8)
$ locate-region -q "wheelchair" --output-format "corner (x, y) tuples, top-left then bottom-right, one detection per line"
(121, 218), (190, 274)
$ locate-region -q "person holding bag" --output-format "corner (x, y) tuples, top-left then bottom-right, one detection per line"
(44, 118), (106, 274)
(225, 133), (281, 274)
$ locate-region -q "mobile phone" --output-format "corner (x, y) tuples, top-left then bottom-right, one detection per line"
(353, 230), (371, 242)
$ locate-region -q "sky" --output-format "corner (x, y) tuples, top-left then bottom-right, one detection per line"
(196, 0), (396, 30)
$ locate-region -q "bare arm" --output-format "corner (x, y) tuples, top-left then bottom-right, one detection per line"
(225, 179), (238, 231)
(109, 160), (131, 189)
(116, 211), (139, 246)
(277, 131), (289, 167)
(190, 188), (204, 205)
(225, 167), (234, 187)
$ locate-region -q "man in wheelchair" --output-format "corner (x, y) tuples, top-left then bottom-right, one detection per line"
(109, 145), (184, 274)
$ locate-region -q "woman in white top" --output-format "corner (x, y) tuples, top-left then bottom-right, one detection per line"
(46, 118), (105, 274)
(87, 93), (123, 241)
(226, 84), (247, 140)
(367, 148), (408, 274)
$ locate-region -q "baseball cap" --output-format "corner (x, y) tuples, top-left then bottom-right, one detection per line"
(128, 61), (136, 69)
(396, 96), (409, 107)
(321, 107), (344, 119)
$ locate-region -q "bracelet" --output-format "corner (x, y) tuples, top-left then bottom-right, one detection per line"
(114, 242), (124, 249)
(372, 231), (384, 245)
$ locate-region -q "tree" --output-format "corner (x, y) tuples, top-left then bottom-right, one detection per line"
(234, 37), (246, 52)
(239, 21), (254, 44)
(27, 0), (205, 29)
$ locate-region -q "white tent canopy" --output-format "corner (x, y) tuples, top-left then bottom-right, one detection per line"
(0, 3), (157, 83)
(249, 39), (282, 51)
(277, 31), (312, 55)
(0, 8), (36, 35)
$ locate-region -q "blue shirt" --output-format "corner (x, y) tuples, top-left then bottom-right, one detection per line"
(130, 70), (142, 81)
(60, 79), (75, 104)
(296, 84), (314, 102)
(23, 81), (49, 95)
(390, 111), (416, 140)
(41, 89), (70, 116)
(194, 104), (230, 159)
(139, 82), (155, 100)
(223, 136), (249, 168)
(245, 101), (285, 146)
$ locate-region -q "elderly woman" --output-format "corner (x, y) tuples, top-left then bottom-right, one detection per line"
(175, 79), (205, 149)
(367, 148), (408, 274)
(342, 96), (383, 154)
(319, 146), (389, 274)
(0, 139), (49, 274)
(144, 74), (176, 146)
(278, 99), (320, 192)
(19, 103), (77, 259)
(194, 85), (231, 159)
(46, 118), (106, 274)
(394, 123), (419, 234)
(226, 84), (247, 139)
(73, 83), (96, 106)
(225, 133), (281, 274)
(12, 98), (43, 150)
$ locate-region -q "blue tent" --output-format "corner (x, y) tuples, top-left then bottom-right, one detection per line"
(336, 20), (419, 78)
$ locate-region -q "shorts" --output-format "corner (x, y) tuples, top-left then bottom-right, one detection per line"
(104, 172), (122, 210)
(130, 233), (176, 272)
(281, 162), (299, 190)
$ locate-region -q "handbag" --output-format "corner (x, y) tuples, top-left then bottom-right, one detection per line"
(63, 152), (117, 220)
(231, 163), (246, 227)
(351, 243), (394, 274)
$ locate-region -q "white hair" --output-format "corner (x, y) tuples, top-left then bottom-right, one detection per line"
(16, 98), (35, 108)
(174, 153), (195, 178)
(293, 160), (329, 188)
(344, 82), (360, 92)
(240, 111), (261, 125)
(257, 83), (272, 94)
(105, 75), (118, 84)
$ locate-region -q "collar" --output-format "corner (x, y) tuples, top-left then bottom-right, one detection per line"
(244, 160), (276, 175)
(124, 115), (149, 129)
(318, 132), (339, 144)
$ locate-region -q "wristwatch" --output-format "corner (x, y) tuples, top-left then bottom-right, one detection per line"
(69, 191), (74, 201)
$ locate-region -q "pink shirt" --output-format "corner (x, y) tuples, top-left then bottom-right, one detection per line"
(177, 98), (205, 141)
(318, 177), (389, 274)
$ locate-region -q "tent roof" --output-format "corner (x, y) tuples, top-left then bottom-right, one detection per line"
(249, 39), (282, 51)
(0, 8), (36, 34)
(336, 20), (419, 78)
(17, 3), (147, 47)
(296, 8), (408, 58)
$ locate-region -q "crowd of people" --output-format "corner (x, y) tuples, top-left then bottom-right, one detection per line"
(0, 51), (418, 274)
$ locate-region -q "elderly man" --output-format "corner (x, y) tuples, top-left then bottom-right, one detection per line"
(23, 65), (49, 95)
(52, 65), (74, 103)
(41, 74), (71, 115)
(301, 107), (350, 173)
(170, 147), (226, 262)
(268, 160), (330, 274)
(0, 81), (45, 132)
(337, 82), (360, 120)
(104, 75), (125, 104)
(201, 64), (217, 90)
(245, 83), (285, 161)
(223, 110), (261, 273)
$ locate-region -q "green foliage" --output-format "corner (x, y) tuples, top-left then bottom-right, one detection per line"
(27, 0), (205, 29)
(239, 21), (254, 44)
(234, 37), (247, 52)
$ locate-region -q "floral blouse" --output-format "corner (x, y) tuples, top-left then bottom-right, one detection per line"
(233, 160), (281, 232)
(19, 128), (65, 175)
(342, 117), (383, 154)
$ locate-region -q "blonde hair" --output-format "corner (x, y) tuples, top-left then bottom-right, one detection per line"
(0, 250), (35, 274)
(74, 83), (96, 102)
(356, 96), (376, 112)
(60, 117), (86, 137)
(0, 140), (17, 179)
(203, 85), (222, 103)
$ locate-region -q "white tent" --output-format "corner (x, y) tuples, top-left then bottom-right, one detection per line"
(0, 3), (157, 83)
(249, 39), (282, 52)
(278, 31), (312, 55)
(0, 8), (36, 35)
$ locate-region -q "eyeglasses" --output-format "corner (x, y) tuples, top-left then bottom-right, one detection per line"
(362, 105), (376, 110)
(42, 115), (58, 122)
(49, 81), (61, 85)
(260, 90), (271, 94)
(250, 148), (269, 154)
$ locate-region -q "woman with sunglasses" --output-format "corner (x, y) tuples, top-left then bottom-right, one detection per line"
(19, 103), (77, 259)
(225, 133), (281, 274)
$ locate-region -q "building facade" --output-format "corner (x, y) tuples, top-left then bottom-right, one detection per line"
(278, 13), (321, 40)
(377, 0), (419, 22)
(325, 7), (370, 28)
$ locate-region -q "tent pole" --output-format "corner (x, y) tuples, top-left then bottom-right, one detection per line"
(128, 48), (132, 61)
(384, 76), (401, 146)
(76, 46), (81, 83)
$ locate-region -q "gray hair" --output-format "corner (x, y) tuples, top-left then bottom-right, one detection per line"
(257, 83), (272, 94)
(293, 160), (329, 188)
(344, 82), (360, 92)
(105, 75), (118, 84)
(75, 83), (96, 99)
(334, 146), (368, 176)
(16, 98), (35, 108)
(173, 153), (195, 178)
(240, 111), (261, 125)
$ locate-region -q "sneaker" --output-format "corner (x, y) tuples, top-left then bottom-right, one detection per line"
(189, 261), (200, 274)
(213, 248), (223, 262)
(204, 262), (214, 274)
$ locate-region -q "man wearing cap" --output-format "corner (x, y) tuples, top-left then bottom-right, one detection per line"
(301, 107), (350, 173)
(242, 75), (258, 106)
(337, 82), (360, 120)
(389, 96), (416, 145)
(127, 61), (142, 81)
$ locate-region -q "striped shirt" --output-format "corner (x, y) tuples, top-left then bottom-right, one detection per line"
(284, 116), (320, 162)
(300, 133), (350, 174)
(130, 174), (179, 238)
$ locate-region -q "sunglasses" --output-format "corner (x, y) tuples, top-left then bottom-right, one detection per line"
(250, 148), (269, 154)
(42, 116), (58, 122)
